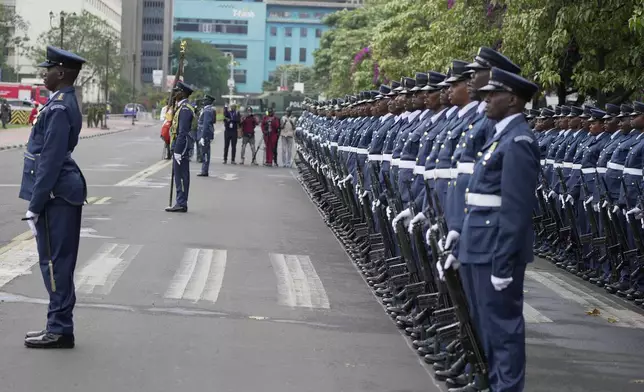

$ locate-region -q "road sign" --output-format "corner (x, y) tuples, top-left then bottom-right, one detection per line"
(152, 70), (163, 87)
(227, 79), (235, 89)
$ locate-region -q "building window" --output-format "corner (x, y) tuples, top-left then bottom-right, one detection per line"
(299, 48), (306, 62)
(299, 12), (310, 19)
(211, 44), (248, 60)
(270, 26), (277, 36)
(315, 29), (322, 38)
(233, 69), (247, 84)
(269, 46), (276, 61)
(174, 18), (249, 35)
(284, 47), (291, 62)
(300, 28), (307, 37)
(314, 12), (325, 19)
(285, 27), (292, 37)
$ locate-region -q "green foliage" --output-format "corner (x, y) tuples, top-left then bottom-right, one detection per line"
(170, 38), (228, 98)
(262, 64), (320, 96)
(29, 11), (121, 91)
(313, 0), (644, 104)
(0, 5), (30, 80)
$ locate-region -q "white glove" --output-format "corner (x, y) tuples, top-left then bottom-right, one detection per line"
(439, 230), (460, 251)
(361, 190), (369, 199)
(355, 184), (362, 196)
(408, 212), (427, 234)
(25, 210), (39, 237)
(376, 199), (381, 208)
(436, 260), (445, 281)
(199, 138), (205, 146)
(559, 194), (565, 205)
(548, 190), (556, 199)
(602, 200), (608, 209)
(593, 203), (600, 212)
(392, 208), (412, 233)
(612, 205), (620, 214)
(565, 194), (573, 204)
(627, 207), (642, 216)
(371, 200), (378, 214)
(491, 275), (513, 291)
(344, 174), (353, 183)
(173, 153), (182, 164)
(386, 206), (393, 221)
(584, 196), (593, 205)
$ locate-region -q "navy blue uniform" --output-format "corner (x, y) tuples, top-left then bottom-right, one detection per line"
(19, 86), (87, 336)
(172, 99), (195, 208)
(198, 104), (215, 175)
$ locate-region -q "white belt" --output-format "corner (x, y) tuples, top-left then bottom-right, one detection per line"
(356, 148), (368, 155)
(545, 159), (555, 165)
(382, 154), (393, 162)
(540, 159), (545, 166)
(581, 167), (596, 174)
(414, 165), (425, 175)
(596, 167), (608, 174)
(330, 142), (338, 147)
(571, 164), (582, 170)
(349, 147), (357, 153)
(424, 169), (435, 180)
(553, 162), (563, 168)
(435, 168), (451, 179)
(563, 162), (573, 168)
(392, 158), (401, 167)
(450, 168), (458, 179)
(457, 162), (475, 175)
(623, 167), (642, 176)
(368, 154), (383, 161)
(466, 193), (502, 207)
(398, 160), (416, 169)
(607, 162), (625, 171)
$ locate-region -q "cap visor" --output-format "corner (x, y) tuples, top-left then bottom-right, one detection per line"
(37, 60), (55, 68)
(601, 114), (614, 119)
(465, 61), (488, 70)
(478, 84), (505, 93)
(410, 86), (421, 92)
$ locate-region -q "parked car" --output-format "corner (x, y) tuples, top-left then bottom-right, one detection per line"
(124, 103), (147, 118)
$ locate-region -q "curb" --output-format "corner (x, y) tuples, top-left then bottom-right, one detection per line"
(0, 123), (156, 152)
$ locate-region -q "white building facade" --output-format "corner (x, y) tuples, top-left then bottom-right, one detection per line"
(3, 0), (122, 103)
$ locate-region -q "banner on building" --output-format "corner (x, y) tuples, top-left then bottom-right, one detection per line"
(153, 70), (163, 87)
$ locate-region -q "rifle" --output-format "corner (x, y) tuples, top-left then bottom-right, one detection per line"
(538, 167), (563, 246)
(168, 40), (188, 207)
(597, 174), (632, 281)
(405, 180), (438, 293)
(555, 167), (583, 271)
(620, 178), (644, 280)
(580, 179), (605, 269)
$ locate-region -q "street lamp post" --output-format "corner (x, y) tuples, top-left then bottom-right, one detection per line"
(223, 52), (235, 106)
(49, 11), (75, 49)
(131, 52), (136, 126)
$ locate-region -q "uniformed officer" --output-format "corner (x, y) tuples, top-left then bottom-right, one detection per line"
(166, 81), (195, 213)
(197, 94), (216, 177)
(21, 46), (88, 349)
(445, 67), (539, 392)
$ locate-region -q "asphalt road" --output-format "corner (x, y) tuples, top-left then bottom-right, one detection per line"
(0, 123), (643, 392)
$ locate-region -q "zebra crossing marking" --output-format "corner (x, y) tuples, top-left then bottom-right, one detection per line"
(526, 270), (644, 329)
(0, 231), (37, 290)
(523, 303), (553, 323)
(94, 197), (112, 205)
(269, 253), (330, 309)
(164, 248), (228, 303)
(76, 243), (142, 296)
(85, 196), (112, 205)
(115, 160), (171, 187)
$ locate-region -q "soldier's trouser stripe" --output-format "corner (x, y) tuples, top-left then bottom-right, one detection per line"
(76, 243), (142, 295)
(526, 271), (644, 329)
(270, 253), (330, 309)
(165, 248), (227, 303)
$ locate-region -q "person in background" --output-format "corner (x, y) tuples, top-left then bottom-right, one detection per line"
(29, 102), (39, 125)
(280, 108), (296, 168)
(1, 101), (12, 129)
(262, 109), (280, 167)
(240, 106), (259, 165)
(223, 103), (240, 164)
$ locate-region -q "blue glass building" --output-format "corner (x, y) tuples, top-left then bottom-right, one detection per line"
(172, 0), (362, 94)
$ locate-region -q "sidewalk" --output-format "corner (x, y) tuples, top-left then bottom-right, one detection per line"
(0, 118), (152, 151)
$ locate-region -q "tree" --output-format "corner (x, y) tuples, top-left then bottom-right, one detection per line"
(262, 64), (320, 96)
(29, 10), (122, 94)
(170, 38), (228, 99)
(0, 5), (30, 80)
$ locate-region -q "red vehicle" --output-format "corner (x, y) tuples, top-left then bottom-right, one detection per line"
(0, 82), (50, 105)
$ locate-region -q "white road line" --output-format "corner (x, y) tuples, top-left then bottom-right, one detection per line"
(0, 233), (38, 289)
(94, 197), (112, 205)
(75, 243), (142, 296)
(85, 196), (98, 204)
(270, 253), (330, 309)
(165, 249), (227, 303)
(526, 270), (644, 329)
(201, 250), (227, 303)
(523, 303), (553, 323)
(115, 160), (171, 187)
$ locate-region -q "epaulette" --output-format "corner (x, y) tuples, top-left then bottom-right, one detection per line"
(514, 135), (534, 143)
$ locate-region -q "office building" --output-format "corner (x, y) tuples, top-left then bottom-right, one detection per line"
(172, 0), (362, 95)
(120, 0), (173, 90)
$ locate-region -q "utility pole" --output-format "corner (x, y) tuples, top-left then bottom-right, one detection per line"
(131, 52), (136, 126)
(59, 13), (64, 48)
(224, 52), (235, 106)
(102, 40), (109, 129)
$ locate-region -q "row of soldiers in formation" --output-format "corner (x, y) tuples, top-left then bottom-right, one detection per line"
(86, 103), (108, 128)
(293, 44), (644, 392)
